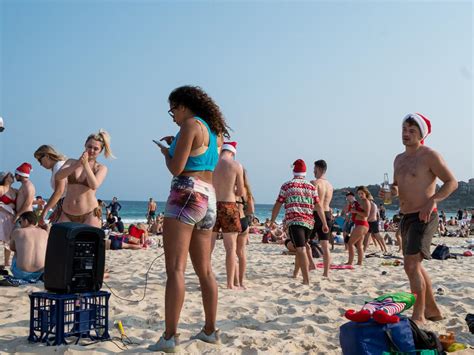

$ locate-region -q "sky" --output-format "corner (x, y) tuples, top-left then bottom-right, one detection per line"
(0, 0), (472, 204)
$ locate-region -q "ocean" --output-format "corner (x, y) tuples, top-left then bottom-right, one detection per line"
(107, 200), (410, 224)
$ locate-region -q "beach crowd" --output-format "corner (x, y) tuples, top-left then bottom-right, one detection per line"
(1, 85), (471, 352)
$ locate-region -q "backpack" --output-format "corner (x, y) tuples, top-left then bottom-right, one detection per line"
(431, 245), (450, 260)
(408, 319), (445, 354)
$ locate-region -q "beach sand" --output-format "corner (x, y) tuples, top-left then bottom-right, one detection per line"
(1, 234), (473, 354)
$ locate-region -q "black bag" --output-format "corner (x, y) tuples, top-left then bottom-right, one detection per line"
(466, 314), (474, 334)
(310, 241), (323, 258)
(431, 244), (450, 260)
(408, 319), (445, 354)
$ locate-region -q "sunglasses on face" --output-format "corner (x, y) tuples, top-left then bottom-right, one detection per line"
(168, 106), (178, 118)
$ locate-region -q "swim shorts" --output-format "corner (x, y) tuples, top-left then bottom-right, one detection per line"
(288, 224), (311, 248)
(311, 211), (333, 241)
(164, 176), (217, 230)
(213, 202), (242, 233)
(368, 221), (380, 234)
(400, 212), (438, 259)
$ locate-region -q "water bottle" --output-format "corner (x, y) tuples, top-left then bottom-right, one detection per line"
(383, 173), (392, 205)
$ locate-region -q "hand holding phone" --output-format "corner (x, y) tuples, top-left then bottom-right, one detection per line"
(153, 139), (168, 149)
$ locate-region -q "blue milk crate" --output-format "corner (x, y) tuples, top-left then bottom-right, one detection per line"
(28, 291), (110, 345)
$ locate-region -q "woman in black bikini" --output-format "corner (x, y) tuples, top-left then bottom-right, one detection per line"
(235, 170), (255, 289)
(55, 130), (114, 227)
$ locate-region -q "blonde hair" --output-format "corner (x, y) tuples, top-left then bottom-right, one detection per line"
(86, 129), (115, 159)
(34, 145), (66, 162)
(356, 186), (372, 200)
(243, 169), (254, 202)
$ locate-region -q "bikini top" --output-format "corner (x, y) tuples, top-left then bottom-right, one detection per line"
(67, 164), (98, 188)
(351, 201), (363, 221)
(168, 117), (218, 172)
(0, 194), (16, 205)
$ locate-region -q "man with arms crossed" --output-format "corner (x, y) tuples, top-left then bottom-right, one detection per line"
(383, 113), (457, 325)
(211, 142), (244, 289)
(14, 163), (35, 222)
(310, 160), (334, 278)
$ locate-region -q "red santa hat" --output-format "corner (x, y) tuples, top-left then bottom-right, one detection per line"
(222, 141), (237, 154)
(15, 162), (33, 178)
(292, 159), (306, 177)
(403, 113), (431, 144)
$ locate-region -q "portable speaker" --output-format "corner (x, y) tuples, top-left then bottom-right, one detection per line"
(44, 222), (105, 293)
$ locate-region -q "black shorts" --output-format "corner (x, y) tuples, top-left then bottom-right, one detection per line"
(368, 221), (380, 234)
(288, 225), (311, 248)
(148, 211), (156, 218)
(109, 235), (123, 250)
(311, 211), (333, 241)
(240, 216), (249, 233)
(400, 212), (438, 259)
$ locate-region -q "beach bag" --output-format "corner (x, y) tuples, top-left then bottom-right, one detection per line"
(431, 245), (450, 260)
(408, 319), (444, 354)
(340, 317), (415, 355)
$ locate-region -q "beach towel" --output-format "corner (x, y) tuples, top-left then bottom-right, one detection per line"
(316, 263), (354, 270)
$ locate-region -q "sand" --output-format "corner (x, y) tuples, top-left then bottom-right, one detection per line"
(0, 234), (473, 354)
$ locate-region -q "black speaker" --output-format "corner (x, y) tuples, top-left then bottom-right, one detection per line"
(44, 222), (105, 293)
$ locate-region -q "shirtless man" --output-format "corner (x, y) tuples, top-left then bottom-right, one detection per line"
(147, 198), (157, 224)
(211, 142), (244, 289)
(310, 160), (334, 278)
(10, 211), (48, 281)
(14, 163), (35, 222)
(382, 113), (458, 325)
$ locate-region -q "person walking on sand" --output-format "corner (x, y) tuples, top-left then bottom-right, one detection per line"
(269, 159), (328, 285)
(310, 160), (334, 278)
(211, 141), (244, 289)
(381, 113), (457, 325)
(149, 85), (230, 352)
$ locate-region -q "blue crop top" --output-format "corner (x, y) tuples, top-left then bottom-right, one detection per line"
(168, 117), (218, 172)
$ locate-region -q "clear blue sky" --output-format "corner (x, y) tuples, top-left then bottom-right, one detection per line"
(1, 1), (472, 203)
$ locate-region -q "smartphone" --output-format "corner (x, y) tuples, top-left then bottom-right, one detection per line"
(153, 139), (168, 149)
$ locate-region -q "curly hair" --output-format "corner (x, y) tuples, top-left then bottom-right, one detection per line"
(168, 85), (231, 138)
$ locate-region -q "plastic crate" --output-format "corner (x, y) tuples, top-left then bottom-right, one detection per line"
(28, 291), (110, 345)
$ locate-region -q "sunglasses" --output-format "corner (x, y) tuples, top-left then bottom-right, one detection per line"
(168, 106), (178, 118)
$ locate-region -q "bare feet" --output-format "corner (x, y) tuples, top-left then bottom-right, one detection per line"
(411, 317), (426, 326)
(227, 285), (245, 290)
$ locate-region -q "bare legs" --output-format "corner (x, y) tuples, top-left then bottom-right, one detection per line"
(320, 240), (331, 277)
(347, 225), (368, 265)
(163, 218), (217, 338)
(222, 232), (240, 289)
(235, 230), (249, 288)
(294, 246), (310, 284)
(404, 253), (442, 325)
